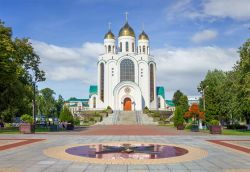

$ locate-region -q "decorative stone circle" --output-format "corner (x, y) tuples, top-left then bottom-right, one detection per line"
(43, 141), (208, 164)
(124, 87), (131, 94)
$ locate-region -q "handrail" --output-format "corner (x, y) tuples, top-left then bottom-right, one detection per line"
(112, 110), (120, 125)
(135, 111), (142, 125)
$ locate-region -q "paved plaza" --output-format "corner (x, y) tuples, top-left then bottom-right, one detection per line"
(0, 126), (250, 172)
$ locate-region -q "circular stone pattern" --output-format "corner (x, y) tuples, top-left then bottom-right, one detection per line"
(65, 143), (188, 159)
(124, 87), (131, 94)
(43, 141), (208, 164)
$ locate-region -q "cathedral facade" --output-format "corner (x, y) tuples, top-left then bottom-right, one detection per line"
(88, 19), (166, 111)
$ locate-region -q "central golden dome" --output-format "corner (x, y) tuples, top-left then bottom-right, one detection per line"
(118, 22), (135, 37)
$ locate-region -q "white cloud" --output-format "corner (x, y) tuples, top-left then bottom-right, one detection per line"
(165, 0), (250, 21)
(152, 46), (238, 98)
(165, 0), (198, 21)
(33, 40), (239, 99)
(31, 40), (104, 83)
(191, 29), (218, 43)
(204, 0), (250, 20)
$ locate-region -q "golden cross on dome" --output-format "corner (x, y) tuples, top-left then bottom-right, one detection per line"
(125, 11), (128, 22)
(108, 22), (111, 30)
(142, 22), (144, 31)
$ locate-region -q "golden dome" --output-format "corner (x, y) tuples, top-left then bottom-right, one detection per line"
(139, 31), (149, 40)
(104, 30), (115, 39)
(118, 22), (135, 37)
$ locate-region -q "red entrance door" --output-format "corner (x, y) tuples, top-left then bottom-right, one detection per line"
(123, 98), (132, 111)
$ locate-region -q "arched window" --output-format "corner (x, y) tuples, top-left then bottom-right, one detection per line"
(93, 97), (96, 108)
(100, 63), (104, 102)
(108, 45), (111, 53)
(120, 59), (135, 82)
(139, 46), (141, 53)
(132, 43), (134, 52)
(158, 97), (161, 108)
(120, 42), (122, 52)
(126, 42), (129, 52)
(150, 63), (154, 102)
(143, 46), (145, 53)
(113, 46), (114, 53)
(105, 45), (107, 53)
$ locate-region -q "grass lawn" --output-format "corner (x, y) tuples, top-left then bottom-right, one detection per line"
(222, 129), (250, 135)
(0, 127), (19, 134)
(199, 128), (250, 135)
(158, 123), (174, 127)
(0, 126), (53, 134)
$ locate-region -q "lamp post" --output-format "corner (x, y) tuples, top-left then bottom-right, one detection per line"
(200, 85), (208, 129)
(32, 82), (37, 131)
(202, 85), (209, 111)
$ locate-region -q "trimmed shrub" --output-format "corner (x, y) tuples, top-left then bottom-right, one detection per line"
(173, 106), (184, 127)
(143, 106), (150, 114)
(20, 114), (34, 124)
(60, 107), (74, 123)
(74, 117), (80, 125)
(210, 119), (220, 126)
(185, 123), (192, 130)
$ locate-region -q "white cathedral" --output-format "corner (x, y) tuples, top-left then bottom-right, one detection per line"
(88, 18), (168, 111)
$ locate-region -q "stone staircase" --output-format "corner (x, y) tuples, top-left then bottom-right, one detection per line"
(117, 111), (137, 125)
(95, 113), (115, 125)
(96, 111), (157, 125)
(140, 113), (158, 125)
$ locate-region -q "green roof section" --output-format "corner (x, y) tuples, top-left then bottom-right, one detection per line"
(65, 98), (89, 107)
(156, 86), (165, 99)
(82, 102), (89, 107)
(165, 100), (175, 107)
(89, 85), (97, 98)
(66, 97), (89, 102)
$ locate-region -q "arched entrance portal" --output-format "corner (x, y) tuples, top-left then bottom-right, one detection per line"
(123, 97), (132, 111)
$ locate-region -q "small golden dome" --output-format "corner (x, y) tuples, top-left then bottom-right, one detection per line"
(118, 22), (135, 37)
(104, 30), (115, 39)
(139, 31), (149, 40)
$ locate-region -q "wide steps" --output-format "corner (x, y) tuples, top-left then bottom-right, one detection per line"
(117, 111), (137, 125)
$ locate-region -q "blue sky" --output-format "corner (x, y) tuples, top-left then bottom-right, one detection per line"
(1, 0), (250, 100)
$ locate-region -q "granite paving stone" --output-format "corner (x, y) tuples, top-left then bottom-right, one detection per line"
(0, 126), (249, 172)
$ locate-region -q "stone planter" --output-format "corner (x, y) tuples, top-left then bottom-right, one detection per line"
(19, 123), (34, 134)
(210, 125), (222, 134)
(191, 124), (199, 132)
(177, 124), (185, 130)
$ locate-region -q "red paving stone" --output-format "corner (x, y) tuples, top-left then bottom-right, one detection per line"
(207, 140), (250, 154)
(57, 125), (208, 136)
(0, 139), (45, 151)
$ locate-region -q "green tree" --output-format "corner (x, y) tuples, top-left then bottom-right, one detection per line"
(237, 38), (250, 125)
(172, 90), (184, 106)
(198, 38), (250, 126)
(198, 70), (227, 122)
(0, 20), (45, 122)
(56, 95), (64, 118)
(38, 88), (56, 117)
(179, 95), (189, 114)
(173, 106), (184, 127)
(59, 106), (73, 123)
(222, 71), (241, 124)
